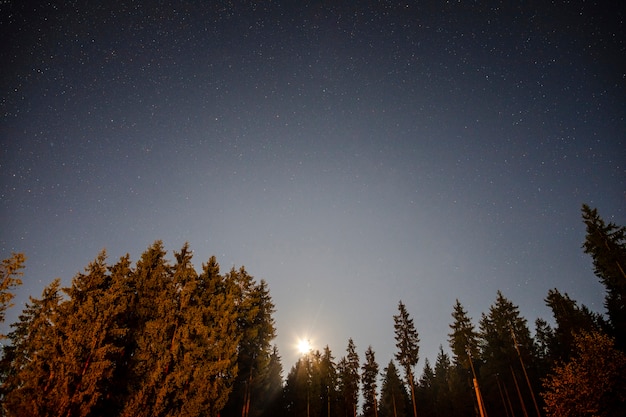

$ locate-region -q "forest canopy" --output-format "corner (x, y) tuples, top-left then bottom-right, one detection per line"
(0, 204), (624, 417)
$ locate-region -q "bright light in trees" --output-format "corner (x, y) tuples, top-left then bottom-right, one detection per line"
(297, 338), (312, 355)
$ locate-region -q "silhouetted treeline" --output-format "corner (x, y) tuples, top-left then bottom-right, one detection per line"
(1, 204), (625, 417)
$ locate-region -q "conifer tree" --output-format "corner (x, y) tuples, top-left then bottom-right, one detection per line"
(447, 300), (479, 417)
(338, 338), (361, 417)
(393, 301), (420, 417)
(379, 361), (410, 417)
(361, 346), (379, 417)
(544, 288), (604, 362)
(120, 241), (175, 417)
(432, 347), (453, 417)
(416, 359), (434, 417)
(51, 251), (128, 417)
(318, 345), (339, 417)
(258, 345), (284, 417)
(448, 299), (479, 370)
(0, 253), (25, 336)
(479, 291), (538, 417)
(223, 267), (277, 417)
(581, 204), (626, 350)
(2, 279), (63, 416)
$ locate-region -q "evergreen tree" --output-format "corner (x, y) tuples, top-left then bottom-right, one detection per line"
(283, 352), (320, 417)
(544, 288), (604, 363)
(581, 204), (626, 350)
(448, 299), (479, 371)
(51, 251), (128, 417)
(259, 345), (284, 417)
(542, 331), (626, 417)
(479, 291), (538, 417)
(393, 301), (420, 417)
(432, 347), (453, 417)
(447, 300), (479, 417)
(318, 345), (339, 417)
(338, 338), (360, 417)
(2, 279), (63, 416)
(379, 361), (410, 417)
(416, 359), (435, 417)
(223, 267), (277, 417)
(361, 346), (379, 417)
(120, 241), (176, 417)
(0, 253), (25, 336)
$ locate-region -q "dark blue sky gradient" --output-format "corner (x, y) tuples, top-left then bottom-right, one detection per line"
(1, 1), (624, 370)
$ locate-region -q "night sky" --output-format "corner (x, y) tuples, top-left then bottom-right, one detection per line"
(1, 1), (624, 372)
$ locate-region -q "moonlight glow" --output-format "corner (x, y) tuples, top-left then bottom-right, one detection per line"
(297, 338), (312, 355)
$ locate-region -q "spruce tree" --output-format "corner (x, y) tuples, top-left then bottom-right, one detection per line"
(361, 346), (379, 417)
(581, 204), (626, 350)
(379, 361), (410, 417)
(479, 291), (538, 417)
(2, 279), (63, 416)
(318, 346), (339, 417)
(544, 288), (604, 362)
(393, 301), (420, 417)
(51, 251), (128, 417)
(223, 267), (277, 417)
(432, 347), (453, 417)
(338, 338), (360, 417)
(447, 299), (479, 417)
(0, 253), (25, 335)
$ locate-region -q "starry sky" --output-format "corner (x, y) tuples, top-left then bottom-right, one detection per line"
(1, 1), (624, 372)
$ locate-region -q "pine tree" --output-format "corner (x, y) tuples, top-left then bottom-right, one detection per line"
(361, 346), (379, 417)
(379, 361), (410, 417)
(0, 253), (25, 336)
(542, 331), (626, 417)
(581, 204), (626, 350)
(393, 301), (420, 417)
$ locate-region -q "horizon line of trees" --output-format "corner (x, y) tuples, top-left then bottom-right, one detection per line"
(1, 204), (625, 417)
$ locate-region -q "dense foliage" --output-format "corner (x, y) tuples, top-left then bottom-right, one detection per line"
(1, 204), (624, 416)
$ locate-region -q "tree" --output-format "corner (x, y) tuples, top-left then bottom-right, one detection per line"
(544, 288), (604, 363)
(416, 359), (435, 417)
(0, 253), (25, 336)
(361, 346), (379, 417)
(394, 301), (420, 417)
(447, 299), (480, 417)
(223, 267), (277, 417)
(581, 204), (626, 350)
(338, 338), (360, 417)
(379, 361), (410, 417)
(318, 346), (339, 417)
(478, 291), (538, 417)
(432, 347), (453, 417)
(1, 279), (63, 416)
(49, 251), (129, 417)
(542, 331), (626, 417)
(258, 345), (284, 417)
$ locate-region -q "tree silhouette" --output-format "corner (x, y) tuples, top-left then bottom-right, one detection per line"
(394, 301), (420, 417)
